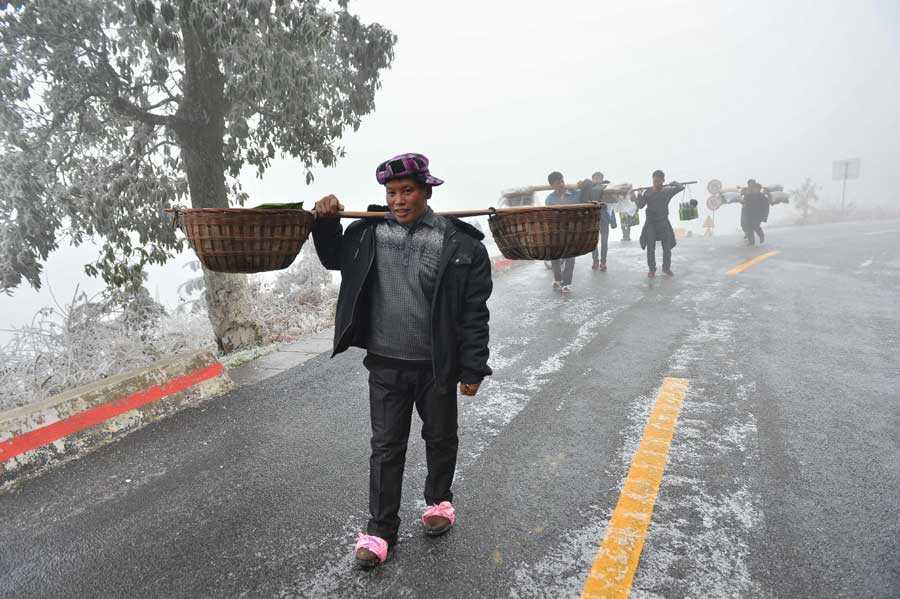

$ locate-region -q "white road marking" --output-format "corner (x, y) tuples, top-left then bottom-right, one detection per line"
(863, 228), (900, 236)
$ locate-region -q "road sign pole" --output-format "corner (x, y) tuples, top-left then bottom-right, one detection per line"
(841, 162), (848, 214)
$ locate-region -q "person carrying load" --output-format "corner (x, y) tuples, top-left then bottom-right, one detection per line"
(634, 169), (684, 277)
(311, 153), (493, 568)
(589, 171), (617, 271)
(741, 179), (769, 246)
(544, 170), (584, 293)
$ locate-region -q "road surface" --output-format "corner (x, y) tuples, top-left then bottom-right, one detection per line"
(2, 220), (899, 599)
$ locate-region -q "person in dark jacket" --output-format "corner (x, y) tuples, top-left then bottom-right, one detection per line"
(634, 170), (684, 277)
(741, 179), (769, 246)
(311, 153), (493, 568)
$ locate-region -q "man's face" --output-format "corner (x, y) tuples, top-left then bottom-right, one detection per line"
(652, 174), (665, 189)
(592, 174), (604, 185)
(551, 178), (566, 195)
(385, 178), (430, 224)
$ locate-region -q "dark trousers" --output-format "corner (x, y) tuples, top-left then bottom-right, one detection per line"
(646, 241), (671, 272)
(622, 223), (631, 241)
(551, 257), (575, 285)
(746, 224), (765, 245)
(363, 355), (458, 544)
(591, 218), (610, 262)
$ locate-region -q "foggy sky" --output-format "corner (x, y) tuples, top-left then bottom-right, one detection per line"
(3, 0), (899, 333)
(247, 0), (900, 213)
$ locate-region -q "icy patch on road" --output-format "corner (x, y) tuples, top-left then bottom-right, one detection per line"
(456, 304), (624, 478)
(511, 391), (656, 597)
(631, 292), (768, 598)
(633, 392), (766, 598)
(511, 281), (769, 598)
(510, 511), (613, 598)
(277, 514), (368, 599)
(487, 340), (525, 370)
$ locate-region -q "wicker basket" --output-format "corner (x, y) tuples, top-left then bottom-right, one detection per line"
(175, 208), (314, 273)
(488, 204), (601, 260)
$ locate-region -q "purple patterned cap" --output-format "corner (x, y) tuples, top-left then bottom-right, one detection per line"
(376, 153), (444, 186)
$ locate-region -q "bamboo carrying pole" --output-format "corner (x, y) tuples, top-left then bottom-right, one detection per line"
(523, 183), (580, 192)
(631, 180), (698, 193)
(335, 203), (603, 219)
(166, 203), (604, 220)
(164, 203), (607, 272)
(506, 181), (697, 195)
(721, 186), (782, 194)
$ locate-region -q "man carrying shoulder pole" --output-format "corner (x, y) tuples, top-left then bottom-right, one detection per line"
(590, 171), (615, 271)
(545, 170), (581, 293)
(634, 169), (684, 277)
(741, 179), (768, 246)
(311, 153), (493, 568)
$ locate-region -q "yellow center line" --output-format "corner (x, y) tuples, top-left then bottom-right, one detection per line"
(727, 250), (780, 275)
(581, 377), (689, 599)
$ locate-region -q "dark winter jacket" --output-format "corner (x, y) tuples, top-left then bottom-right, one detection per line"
(741, 191), (770, 229)
(635, 185), (684, 251)
(311, 207), (493, 392)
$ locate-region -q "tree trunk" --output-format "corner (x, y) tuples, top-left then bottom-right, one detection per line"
(202, 270), (266, 354)
(175, 1), (264, 353)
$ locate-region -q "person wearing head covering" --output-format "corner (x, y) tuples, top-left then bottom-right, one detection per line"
(741, 179), (769, 246)
(544, 171), (581, 293)
(634, 169), (684, 276)
(311, 153), (493, 567)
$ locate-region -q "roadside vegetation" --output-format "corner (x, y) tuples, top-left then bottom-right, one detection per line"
(0, 247), (335, 412)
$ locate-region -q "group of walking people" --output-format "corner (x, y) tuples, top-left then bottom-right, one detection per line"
(545, 168), (687, 293)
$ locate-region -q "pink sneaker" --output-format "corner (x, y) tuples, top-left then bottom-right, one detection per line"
(354, 534), (389, 568)
(422, 501), (456, 537)
(599, 262), (607, 271)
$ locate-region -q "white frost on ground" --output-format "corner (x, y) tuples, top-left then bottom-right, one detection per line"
(632, 286), (768, 599)
(510, 280), (769, 599)
(511, 389), (656, 598)
(456, 302), (625, 479)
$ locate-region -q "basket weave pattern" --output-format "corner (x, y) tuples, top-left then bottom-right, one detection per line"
(489, 205), (601, 260)
(176, 208), (314, 273)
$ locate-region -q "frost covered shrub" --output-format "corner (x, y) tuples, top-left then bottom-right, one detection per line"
(0, 248), (336, 411)
(0, 287), (215, 411)
(251, 250), (338, 343)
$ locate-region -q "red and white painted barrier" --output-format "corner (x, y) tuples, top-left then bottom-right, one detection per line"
(0, 350), (232, 491)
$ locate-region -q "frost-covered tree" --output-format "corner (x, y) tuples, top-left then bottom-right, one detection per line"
(791, 178), (820, 222)
(0, 0), (395, 352)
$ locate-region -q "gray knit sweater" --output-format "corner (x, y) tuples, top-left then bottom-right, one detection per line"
(367, 208), (447, 361)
